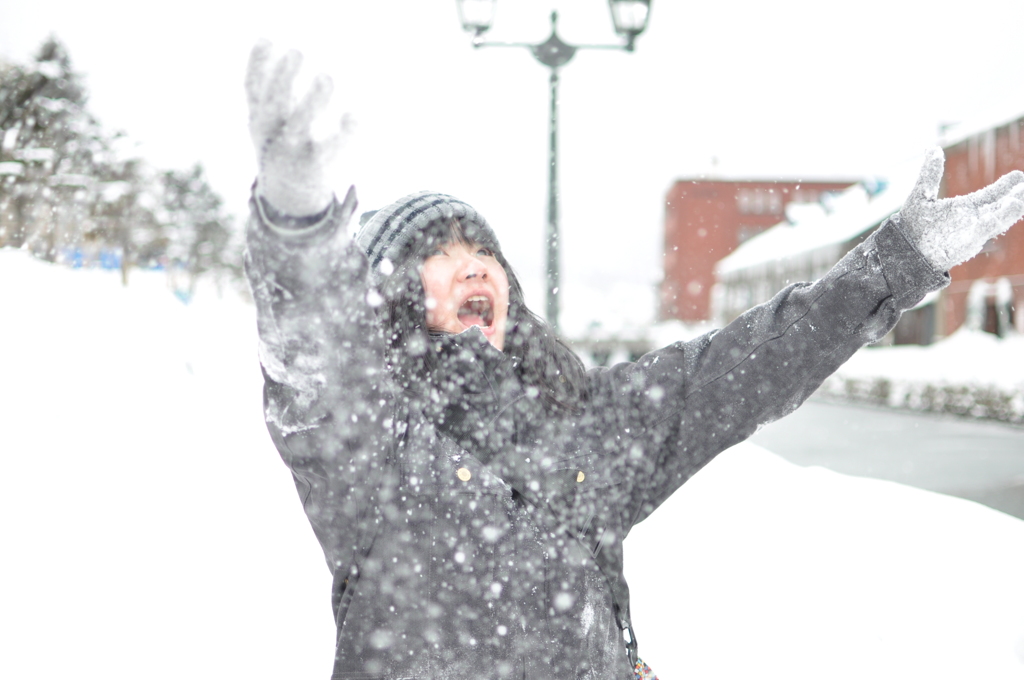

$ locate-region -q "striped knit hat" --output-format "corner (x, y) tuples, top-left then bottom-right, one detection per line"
(355, 191), (501, 282)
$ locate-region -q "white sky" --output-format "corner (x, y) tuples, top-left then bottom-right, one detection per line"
(2, 0), (1023, 334)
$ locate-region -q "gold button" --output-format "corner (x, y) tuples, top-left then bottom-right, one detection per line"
(576, 471), (585, 483)
(457, 467), (472, 482)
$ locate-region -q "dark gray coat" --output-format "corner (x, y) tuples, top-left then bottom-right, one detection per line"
(244, 189), (947, 679)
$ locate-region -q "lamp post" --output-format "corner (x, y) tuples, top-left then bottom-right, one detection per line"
(455, 0), (651, 334)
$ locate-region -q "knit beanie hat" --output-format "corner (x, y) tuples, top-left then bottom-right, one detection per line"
(355, 191), (501, 283)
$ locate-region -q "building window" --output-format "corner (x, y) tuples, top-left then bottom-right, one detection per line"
(736, 188), (783, 215)
(791, 189), (819, 204)
(966, 278), (1015, 337)
(893, 303), (936, 345)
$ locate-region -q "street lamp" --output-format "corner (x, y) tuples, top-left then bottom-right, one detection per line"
(455, 0), (651, 334)
(455, 0), (496, 38)
(608, 0), (652, 50)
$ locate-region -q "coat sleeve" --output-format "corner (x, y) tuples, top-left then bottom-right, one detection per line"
(583, 218), (949, 528)
(243, 186), (395, 580)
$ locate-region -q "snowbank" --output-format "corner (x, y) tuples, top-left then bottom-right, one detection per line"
(0, 250), (335, 679)
(626, 443), (1024, 678)
(2, 249), (1023, 679)
(820, 329), (1024, 424)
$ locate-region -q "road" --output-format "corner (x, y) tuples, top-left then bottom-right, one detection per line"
(749, 398), (1024, 520)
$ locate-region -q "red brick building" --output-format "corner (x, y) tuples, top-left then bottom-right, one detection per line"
(940, 115), (1024, 335)
(659, 179), (856, 321)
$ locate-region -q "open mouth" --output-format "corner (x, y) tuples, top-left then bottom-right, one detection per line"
(457, 295), (494, 328)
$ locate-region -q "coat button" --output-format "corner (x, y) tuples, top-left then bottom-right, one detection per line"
(457, 467), (472, 482)
(576, 471), (585, 483)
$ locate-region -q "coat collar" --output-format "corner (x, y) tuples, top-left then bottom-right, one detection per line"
(428, 328), (584, 512)
(430, 327), (523, 465)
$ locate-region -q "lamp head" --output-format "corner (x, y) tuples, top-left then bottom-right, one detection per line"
(456, 0), (497, 38)
(608, 0), (652, 50)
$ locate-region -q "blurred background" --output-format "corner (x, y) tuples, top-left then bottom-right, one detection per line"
(3, 0), (1024, 336)
(3, 1), (1024, 678)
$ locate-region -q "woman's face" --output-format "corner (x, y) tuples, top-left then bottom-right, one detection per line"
(420, 240), (510, 351)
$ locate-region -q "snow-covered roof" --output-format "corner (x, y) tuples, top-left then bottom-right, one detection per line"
(715, 155), (922, 275)
(938, 106), (1024, 150)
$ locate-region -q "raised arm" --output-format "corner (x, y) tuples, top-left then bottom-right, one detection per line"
(242, 42), (391, 583)
(588, 150), (1024, 526)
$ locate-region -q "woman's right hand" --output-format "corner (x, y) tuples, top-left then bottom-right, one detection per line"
(245, 41), (351, 217)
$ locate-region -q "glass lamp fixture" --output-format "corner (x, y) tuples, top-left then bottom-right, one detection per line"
(456, 0), (497, 37)
(608, 0), (651, 49)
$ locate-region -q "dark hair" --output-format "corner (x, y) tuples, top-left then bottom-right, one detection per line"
(378, 217), (587, 412)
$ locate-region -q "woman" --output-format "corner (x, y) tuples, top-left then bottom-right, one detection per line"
(243, 44), (1024, 679)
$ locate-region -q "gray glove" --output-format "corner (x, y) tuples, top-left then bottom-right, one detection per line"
(245, 41), (351, 217)
(897, 147), (1024, 271)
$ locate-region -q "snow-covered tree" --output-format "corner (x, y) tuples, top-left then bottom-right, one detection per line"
(0, 36), (107, 259)
(157, 164), (238, 295)
(1, 37), (241, 289)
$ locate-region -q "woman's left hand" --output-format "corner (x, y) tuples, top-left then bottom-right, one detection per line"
(897, 147), (1024, 271)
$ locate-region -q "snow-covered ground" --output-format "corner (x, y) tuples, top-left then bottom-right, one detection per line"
(820, 329), (1024, 423)
(836, 327), (1024, 391)
(3, 249), (1023, 679)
